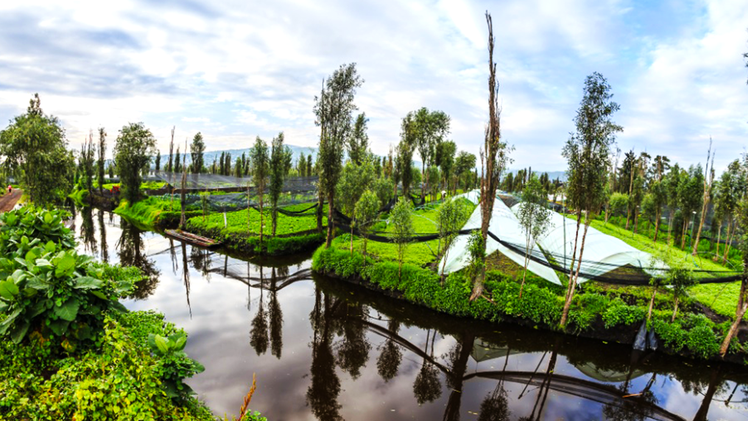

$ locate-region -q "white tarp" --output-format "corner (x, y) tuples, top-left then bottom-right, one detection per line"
(452, 189), (481, 205)
(512, 205), (667, 283)
(438, 191), (561, 285)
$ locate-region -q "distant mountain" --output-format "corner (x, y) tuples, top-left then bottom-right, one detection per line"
(507, 169), (567, 182)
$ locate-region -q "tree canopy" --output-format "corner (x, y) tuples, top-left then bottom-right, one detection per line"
(0, 94), (75, 206)
(113, 122), (157, 204)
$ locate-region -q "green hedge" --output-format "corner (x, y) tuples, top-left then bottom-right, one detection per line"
(313, 239), (735, 362)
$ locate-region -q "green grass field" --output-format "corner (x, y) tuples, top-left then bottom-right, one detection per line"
(580, 216), (745, 320)
(331, 198), (476, 267)
(186, 202), (326, 237)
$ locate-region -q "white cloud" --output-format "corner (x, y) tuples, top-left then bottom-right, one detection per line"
(0, 0), (746, 172)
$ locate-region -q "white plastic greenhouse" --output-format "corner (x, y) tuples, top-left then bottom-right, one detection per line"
(438, 192), (561, 285)
(512, 206), (667, 283)
(439, 190), (666, 285)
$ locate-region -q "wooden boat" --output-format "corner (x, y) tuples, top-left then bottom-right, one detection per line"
(164, 229), (222, 248)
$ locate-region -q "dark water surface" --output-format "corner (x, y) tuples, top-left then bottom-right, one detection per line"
(72, 207), (748, 421)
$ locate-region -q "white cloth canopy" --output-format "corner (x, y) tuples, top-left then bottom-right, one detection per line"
(511, 205), (667, 283)
(438, 191), (561, 285)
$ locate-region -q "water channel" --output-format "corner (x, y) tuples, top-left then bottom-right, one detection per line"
(72, 207), (748, 420)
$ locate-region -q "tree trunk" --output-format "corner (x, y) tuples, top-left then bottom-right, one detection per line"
(647, 285), (657, 322)
(316, 188), (324, 234)
(715, 223), (722, 260)
(681, 218), (689, 249)
(560, 211), (584, 327)
(350, 224), (354, 255)
(633, 209), (639, 234)
(667, 213), (674, 246)
(519, 239), (532, 300)
(325, 192), (335, 248)
(653, 208), (661, 243)
(723, 218), (734, 261)
(671, 296), (679, 322)
(179, 171), (187, 230)
(259, 190), (264, 244)
(719, 277), (747, 357)
(693, 207), (707, 255)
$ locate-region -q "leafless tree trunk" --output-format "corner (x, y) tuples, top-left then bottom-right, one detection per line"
(559, 210), (584, 327)
(719, 275), (747, 357)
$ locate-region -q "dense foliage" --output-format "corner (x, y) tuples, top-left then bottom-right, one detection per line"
(0, 94), (75, 206)
(114, 123), (157, 204)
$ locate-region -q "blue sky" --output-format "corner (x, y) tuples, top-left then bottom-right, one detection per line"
(0, 0), (746, 172)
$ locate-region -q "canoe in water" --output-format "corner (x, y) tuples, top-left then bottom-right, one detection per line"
(164, 229), (222, 248)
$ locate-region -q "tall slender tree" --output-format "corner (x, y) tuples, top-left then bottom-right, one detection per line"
(692, 139), (716, 255)
(348, 113), (369, 166)
(559, 72), (622, 327)
(190, 132), (205, 174)
(471, 12), (513, 300)
(97, 128), (106, 193)
(167, 126), (175, 173)
(250, 136), (270, 242)
(113, 122), (157, 205)
(314, 63), (363, 247)
(269, 132), (293, 236)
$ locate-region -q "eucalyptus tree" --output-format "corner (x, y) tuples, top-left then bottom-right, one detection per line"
(664, 163), (682, 245)
(391, 197), (414, 278)
(155, 152), (161, 172)
(397, 113), (418, 198)
(454, 151), (476, 194)
(336, 160), (375, 252)
(298, 152), (306, 177)
(250, 136), (270, 242)
(348, 113), (369, 166)
(472, 12), (513, 300)
(167, 126), (175, 173)
(190, 132), (205, 174)
(437, 140), (456, 194)
(719, 168), (748, 357)
(174, 146), (181, 174)
(692, 140), (716, 255)
(269, 132), (293, 236)
(114, 122), (157, 205)
(412, 107), (450, 201)
(314, 63), (363, 247)
(81, 132), (96, 194)
(559, 72), (622, 328)
(354, 189), (380, 258)
(97, 128), (107, 193)
(0, 94), (75, 206)
(715, 160), (744, 260)
(373, 176), (394, 208)
(677, 165), (704, 250)
(649, 179), (667, 242)
(517, 176), (551, 298)
(669, 266), (696, 321)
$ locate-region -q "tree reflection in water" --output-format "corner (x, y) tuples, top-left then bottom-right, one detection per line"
(413, 329), (442, 405)
(250, 266), (269, 356)
(333, 300), (371, 380)
(443, 331), (475, 421)
(181, 241), (192, 317)
(269, 267), (284, 359)
(97, 209), (108, 263)
(307, 289), (343, 421)
(376, 320), (402, 382)
(117, 218), (160, 299)
(79, 206), (97, 255)
(190, 246), (212, 280)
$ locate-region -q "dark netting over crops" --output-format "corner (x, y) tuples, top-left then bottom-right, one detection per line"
(153, 192), (319, 212)
(152, 172), (320, 194)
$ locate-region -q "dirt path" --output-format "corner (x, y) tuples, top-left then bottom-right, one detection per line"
(0, 189), (22, 213)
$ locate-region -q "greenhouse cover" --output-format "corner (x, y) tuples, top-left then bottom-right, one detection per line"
(438, 191), (561, 285)
(510, 204), (668, 284)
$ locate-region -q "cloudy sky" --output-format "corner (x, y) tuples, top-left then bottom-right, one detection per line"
(0, 0), (747, 171)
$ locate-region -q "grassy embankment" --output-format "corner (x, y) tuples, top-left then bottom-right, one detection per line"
(185, 202), (327, 256)
(581, 213), (746, 320)
(313, 198), (747, 363)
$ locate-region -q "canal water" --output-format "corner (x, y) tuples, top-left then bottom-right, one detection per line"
(73, 207), (748, 421)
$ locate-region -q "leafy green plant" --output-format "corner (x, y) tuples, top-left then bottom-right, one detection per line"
(147, 332), (205, 400)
